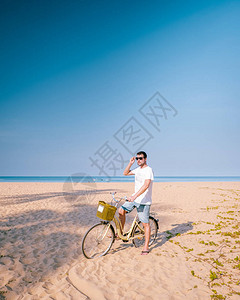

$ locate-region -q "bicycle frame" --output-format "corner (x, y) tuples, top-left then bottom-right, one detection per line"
(82, 192), (159, 259)
(101, 212), (144, 242)
(100, 193), (145, 242)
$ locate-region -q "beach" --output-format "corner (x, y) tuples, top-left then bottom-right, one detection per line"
(0, 181), (240, 300)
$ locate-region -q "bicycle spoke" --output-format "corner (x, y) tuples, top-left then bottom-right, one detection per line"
(82, 223), (114, 259)
(132, 216), (158, 248)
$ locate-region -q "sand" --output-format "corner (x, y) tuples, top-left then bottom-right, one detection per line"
(0, 181), (240, 300)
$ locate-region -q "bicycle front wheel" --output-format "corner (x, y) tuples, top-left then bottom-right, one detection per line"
(82, 222), (115, 259)
(132, 216), (158, 248)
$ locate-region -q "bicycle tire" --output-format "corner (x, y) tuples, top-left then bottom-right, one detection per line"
(132, 216), (158, 248)
(82, 222), (115, 259)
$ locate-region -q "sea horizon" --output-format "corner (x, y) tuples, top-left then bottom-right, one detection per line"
(0, 176), (240, 183)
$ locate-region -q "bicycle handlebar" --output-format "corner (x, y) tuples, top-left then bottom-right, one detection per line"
(111, 192), (128, 203)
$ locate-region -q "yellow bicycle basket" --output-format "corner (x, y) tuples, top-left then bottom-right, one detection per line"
(96, 201), (117, 221)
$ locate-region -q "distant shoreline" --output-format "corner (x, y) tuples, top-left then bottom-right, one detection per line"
(0, 176), (240, 183)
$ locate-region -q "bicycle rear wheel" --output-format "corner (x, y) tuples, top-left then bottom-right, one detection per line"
(132, 216), (158, 248)
(82, 222), (115, 259)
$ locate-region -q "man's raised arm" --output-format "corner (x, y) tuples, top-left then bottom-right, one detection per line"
(123, 157), (135, 176)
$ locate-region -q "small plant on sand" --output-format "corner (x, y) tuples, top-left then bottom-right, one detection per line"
(166, 230), (174, 239)
(233, 263), (240, 270)
(222, 231), (240, 238)
(210, 293), (226, 299)
(0, 290), (7, 300)
(209, 241), (218, 246)
(206, 250), (215, 253)
(234, 256), (239, 261)
(207, 206), (219, 211)
(210, 271), (218, 281)
(213, 259), (223, 267)
(212, 283), (221, 287)
(214, 223), (222, 230)
(0, 291), (6, 295)
(167, 190), (240, 298)
(188, 230), (205, 235)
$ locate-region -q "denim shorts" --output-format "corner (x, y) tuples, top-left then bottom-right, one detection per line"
(121, 201), (150, 223)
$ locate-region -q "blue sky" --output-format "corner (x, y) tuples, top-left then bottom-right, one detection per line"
(0, 0), (239, 176)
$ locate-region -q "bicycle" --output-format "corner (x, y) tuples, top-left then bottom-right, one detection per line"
(82, 192), (159, 259)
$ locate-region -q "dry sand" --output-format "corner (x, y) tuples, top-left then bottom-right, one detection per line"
(0, 181), (240, 300)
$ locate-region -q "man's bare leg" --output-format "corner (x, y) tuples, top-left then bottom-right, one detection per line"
(142, 222), (150, 254)
(118, 207), (126, 233)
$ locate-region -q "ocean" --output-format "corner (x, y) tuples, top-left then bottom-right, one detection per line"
(0, 176), (239, 182)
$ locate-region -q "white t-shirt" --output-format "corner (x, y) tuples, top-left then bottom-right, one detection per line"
(132, 166), (154, 205)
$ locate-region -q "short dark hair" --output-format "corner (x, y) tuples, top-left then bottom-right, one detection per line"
(136, 151), (147, 158)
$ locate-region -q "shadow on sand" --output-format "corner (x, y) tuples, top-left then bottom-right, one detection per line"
(0, 187), (126, 298)
(108, 221), (193, 255)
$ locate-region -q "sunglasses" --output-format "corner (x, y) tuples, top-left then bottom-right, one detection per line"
(136, 157), (144, 160)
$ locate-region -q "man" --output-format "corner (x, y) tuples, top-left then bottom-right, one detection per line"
(119, 151), (154, 255)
